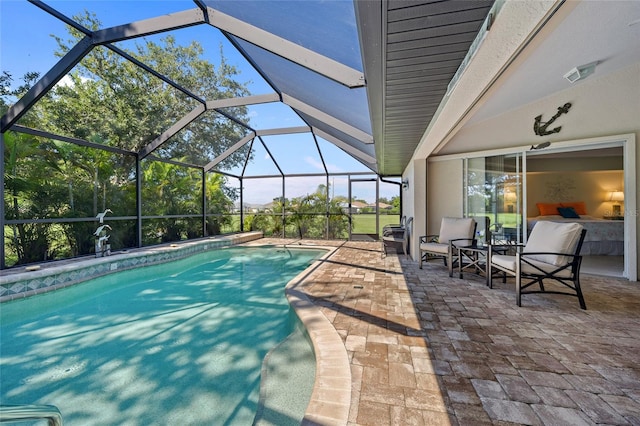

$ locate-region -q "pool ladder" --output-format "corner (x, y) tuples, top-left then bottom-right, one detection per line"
(0, 404), (62, 425)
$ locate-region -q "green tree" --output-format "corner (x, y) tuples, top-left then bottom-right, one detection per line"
(3, 69), (85, 263)
(3, 12), (251, 264)
(288, 184), (348, 239)
(206, 172), (235, 235)
(391, 195), (400, 214)
(3, 131), (58, 264)
(47, 13), (250, 164)
(141, 159), (202, 244)
(290, 194), (318, 239)
(244, 196), (284, 237)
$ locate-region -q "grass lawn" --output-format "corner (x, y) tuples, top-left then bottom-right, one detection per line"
(352, 214), (400, 236)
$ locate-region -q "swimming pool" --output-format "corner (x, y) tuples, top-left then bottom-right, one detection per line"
(0, 246), (326, 425)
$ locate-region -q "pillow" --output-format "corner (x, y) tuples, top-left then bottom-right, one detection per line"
(536, 202), (562, 216)
(557, 206), (580, 218)
(561, 201), (587, 215)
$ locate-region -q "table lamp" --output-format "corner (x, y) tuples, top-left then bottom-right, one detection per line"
(609, 190), (624, 216)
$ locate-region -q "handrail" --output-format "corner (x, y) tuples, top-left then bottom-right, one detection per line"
(0, 404), (62, 426)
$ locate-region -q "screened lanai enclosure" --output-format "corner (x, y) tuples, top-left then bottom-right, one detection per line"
(0, 0), (396, 269)
(1, 0), (496, 268)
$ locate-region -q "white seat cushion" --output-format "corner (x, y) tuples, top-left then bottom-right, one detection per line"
(524, 221), (583, 266)
(420, 242), (449, 255)
(491, 254), (574, 278)
(438, 217), (475, 245)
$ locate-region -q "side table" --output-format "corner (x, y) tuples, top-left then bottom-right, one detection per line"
(457, 244), (508, 282)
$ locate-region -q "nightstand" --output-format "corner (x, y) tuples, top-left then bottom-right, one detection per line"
(603, 215), (624, 220)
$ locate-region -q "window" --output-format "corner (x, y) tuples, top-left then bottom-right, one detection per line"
(464, 154), (523, 245)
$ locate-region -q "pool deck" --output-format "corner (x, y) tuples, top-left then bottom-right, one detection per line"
(246, 239), (640, 426)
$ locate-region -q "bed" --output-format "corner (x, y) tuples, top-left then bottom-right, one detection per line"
(528, 202), (624, 256)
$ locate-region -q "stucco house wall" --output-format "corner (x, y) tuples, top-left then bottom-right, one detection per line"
(439, 63), (640, 155)
(407, 1), (640, 279)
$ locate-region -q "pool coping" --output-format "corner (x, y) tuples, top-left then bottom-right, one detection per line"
(281, 243), (351, 426)
(0, 232), (263, 302)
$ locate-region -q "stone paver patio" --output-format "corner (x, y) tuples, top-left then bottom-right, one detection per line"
(250, 239), (640, 425)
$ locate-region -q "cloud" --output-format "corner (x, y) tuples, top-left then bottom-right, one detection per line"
(55, 74), (91, 88)
(304, 156), (344, 173)
(304, 156), (325, 171)
(324, 161), (343, 173)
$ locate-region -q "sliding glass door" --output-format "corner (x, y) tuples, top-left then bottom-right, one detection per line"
(464, 154), (523, 245)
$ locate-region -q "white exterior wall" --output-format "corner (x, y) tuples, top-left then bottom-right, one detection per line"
(402, 159), (426, 260)
(443, 64), (640, 155)
(426, 159), (464, 237)
(428, 65), (640, 280)
(405, 1), (640, 280)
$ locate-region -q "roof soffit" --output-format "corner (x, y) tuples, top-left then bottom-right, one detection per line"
(356, 0), (495, 176)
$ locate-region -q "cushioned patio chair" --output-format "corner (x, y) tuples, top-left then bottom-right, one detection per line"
(486, 221), (587, 309)
(419, 217), (476, 276)
(382, 215), (406, 233)
(382, 217), (413, 258)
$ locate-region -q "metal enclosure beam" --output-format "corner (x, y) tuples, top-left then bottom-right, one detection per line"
(204, 132), (255, 171)
(312, 127), (376, 168)
(92, 9), (206, 44)
(136, 154), (142, 248)
(282, 93), (373, 144)
(353, 0), (384, 164)
(139, 105), (207, 158)
(205, 7), (365, 88)
(107, 45), (205, 103)
(205, 93), (280, 109)
(11, 125), (135, 156)
(1, 37), (93, 131)
(312, 133), (329, 175)
(29, 0), (92, 35)
(202, 169), (207, 236)
(258, 136), (284, 176)
(256, 126), (310, 136)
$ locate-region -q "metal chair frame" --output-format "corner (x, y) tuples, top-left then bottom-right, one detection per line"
(419, 217), (477, 277)
(382, 217), (413, 258)
(487, 229), (587, 309)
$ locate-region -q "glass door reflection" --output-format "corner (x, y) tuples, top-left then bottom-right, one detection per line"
(464, 154), (522, 246)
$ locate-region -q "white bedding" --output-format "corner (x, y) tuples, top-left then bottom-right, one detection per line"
(527, 215), (624, 256)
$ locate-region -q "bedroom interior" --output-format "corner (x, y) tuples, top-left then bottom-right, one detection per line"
(526, 146), (624, 278)
(440, 134), (634, 281)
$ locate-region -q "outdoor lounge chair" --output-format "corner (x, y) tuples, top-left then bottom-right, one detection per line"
(382, 215), (406, 233)
(486, 221), (587, 309)
(419, 217), (476, 276)
(382, 217), (413, 258)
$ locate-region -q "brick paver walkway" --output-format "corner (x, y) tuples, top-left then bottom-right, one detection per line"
(253, 239), (640, 425)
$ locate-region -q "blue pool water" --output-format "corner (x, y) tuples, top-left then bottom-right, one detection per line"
(0, 246), (325, 425)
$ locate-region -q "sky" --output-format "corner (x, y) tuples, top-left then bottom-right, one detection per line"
(0, 0), (400, 204)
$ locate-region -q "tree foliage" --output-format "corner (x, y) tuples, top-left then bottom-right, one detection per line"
(3, 12), (251, 266)
(244, 184), (349, 239)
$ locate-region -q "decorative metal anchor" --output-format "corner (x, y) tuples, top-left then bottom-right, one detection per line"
(533, 102), (572, 136)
